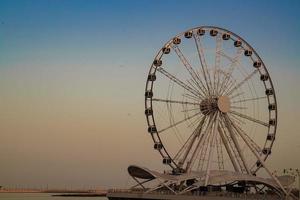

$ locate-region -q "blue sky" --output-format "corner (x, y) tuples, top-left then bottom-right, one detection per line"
(1, 0), (299, 69)
(0, 0), (299, 188)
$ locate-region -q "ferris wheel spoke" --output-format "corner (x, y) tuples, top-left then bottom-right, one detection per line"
(228, 113), (246, 125)
(217, 124), (240, 172)
(221, 114), (251, 174)
(229, 120), (262, 154)
(178, 116), (206, 169)
(217, 50), (243, 70)
(229, 110), (269, 127)
(230, 92), (244, 99)
(172, 45), (208, 97)
(157, 67), (203, 99)
(187, 115), (203, 129)
(182, 93), (201, 102)
(157, 111), (201, 134)
(196, 137), (207, 171)
(174, 134), (196, 162)
(152, 98), (200, 106)
(189, 113), (216, 172)
(231, 96), (267, 104)
(195, 116), (214, 172)
(219, 119), (245, 172)
(193, 35), (212, 95)
(226, 69), (259, 96)
(218, 48), (243, 95)
(230, 106), (248, 110)
(222, 78), (237, 96)
(181, 107), (200, 113)
(174, 117), (205, 161)
(215, 128), (225, 170)
(186, 79), (204, 98)
(189, 115), (212, 171)
(213, 35), (222, 96)
(204, 113), (220, 185)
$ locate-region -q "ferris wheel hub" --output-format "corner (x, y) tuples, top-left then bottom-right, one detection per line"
(199, 97), (218, 115)
(199, 95), (231, 115)
(217, 95), (231, 113)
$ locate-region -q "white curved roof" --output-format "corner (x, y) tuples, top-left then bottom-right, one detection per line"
(127, 165), (294, 189)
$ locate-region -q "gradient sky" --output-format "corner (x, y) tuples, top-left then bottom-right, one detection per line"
(0, 0), (299, 189)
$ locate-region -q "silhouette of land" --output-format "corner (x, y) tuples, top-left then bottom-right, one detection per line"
(0, 187), (107, 195)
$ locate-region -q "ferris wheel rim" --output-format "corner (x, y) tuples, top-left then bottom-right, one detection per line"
(145, 26), (277, 174)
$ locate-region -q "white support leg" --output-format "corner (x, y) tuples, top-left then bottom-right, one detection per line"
(228, 116), (288, 196)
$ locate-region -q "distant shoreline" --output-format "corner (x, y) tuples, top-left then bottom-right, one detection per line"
(0, 189), (107, 194)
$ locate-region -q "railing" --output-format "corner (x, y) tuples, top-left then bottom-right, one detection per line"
(107, 188), (280, 199)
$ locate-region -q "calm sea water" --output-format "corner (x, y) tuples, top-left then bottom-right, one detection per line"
(0, 193), (108, 200)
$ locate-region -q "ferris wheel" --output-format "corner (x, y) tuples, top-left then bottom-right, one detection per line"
(144, 26), (277, 177)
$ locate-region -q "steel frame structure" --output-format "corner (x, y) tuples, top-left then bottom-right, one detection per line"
(143, 26), (292, 197)
(107, 26), (297, 200)
(145, 26), (277, 174)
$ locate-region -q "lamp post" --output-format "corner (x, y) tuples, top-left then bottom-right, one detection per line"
(283, 168), (300, 199)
